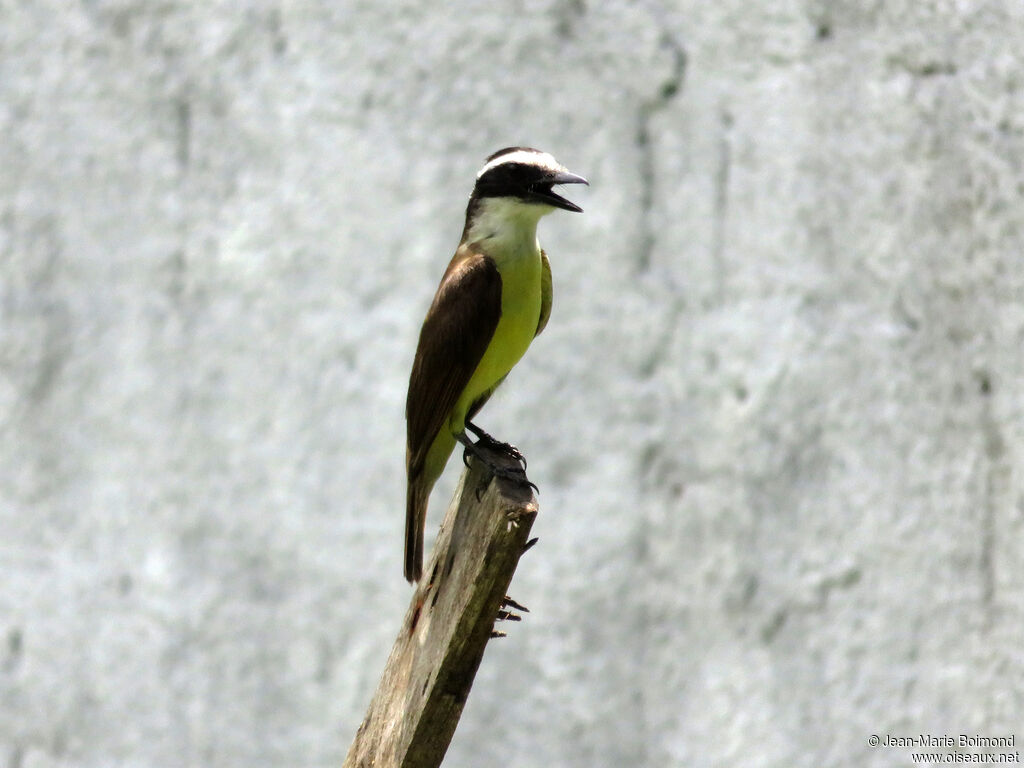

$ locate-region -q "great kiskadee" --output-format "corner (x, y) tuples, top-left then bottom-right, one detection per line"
(404, 147), (588, 582)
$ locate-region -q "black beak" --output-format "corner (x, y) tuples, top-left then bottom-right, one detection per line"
(530, 170), (589, 212)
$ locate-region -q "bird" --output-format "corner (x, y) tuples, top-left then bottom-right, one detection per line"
(403, 147), (588, 582)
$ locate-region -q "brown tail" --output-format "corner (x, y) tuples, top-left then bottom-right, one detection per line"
(405, 480), (427, 582)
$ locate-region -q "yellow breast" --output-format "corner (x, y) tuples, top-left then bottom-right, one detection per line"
(451, 245), (542, 427)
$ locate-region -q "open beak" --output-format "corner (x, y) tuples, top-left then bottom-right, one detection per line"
(530, 170), (589, 212)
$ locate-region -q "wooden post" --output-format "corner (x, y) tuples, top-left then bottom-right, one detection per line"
(343, 446), (539, 768)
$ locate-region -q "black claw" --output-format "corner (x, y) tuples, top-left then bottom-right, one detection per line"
(495, 609), (522, 622)
(501, 443), (527, 470)
(501, 444), (527, 470)
(475, 468), (493, 500)
(490, 630), (507, 639)
(522, 537), (539, 554)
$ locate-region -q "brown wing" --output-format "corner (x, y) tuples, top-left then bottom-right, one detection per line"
(405, 245), (503, 475)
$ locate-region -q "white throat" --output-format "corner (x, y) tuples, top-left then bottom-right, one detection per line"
(464, 197), (551, 259)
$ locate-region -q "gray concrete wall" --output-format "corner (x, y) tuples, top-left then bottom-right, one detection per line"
(2, 2), (1022, 767)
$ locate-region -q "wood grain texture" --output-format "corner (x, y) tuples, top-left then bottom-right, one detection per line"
(345, 445), (538, 768)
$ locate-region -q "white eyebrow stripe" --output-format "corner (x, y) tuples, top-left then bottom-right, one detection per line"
(476, 150), (563, 179)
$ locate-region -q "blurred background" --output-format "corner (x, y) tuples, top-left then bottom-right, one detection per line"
(2, 1), (1022, 766)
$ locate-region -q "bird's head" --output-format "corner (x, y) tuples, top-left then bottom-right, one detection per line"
(472, 147), (589, 214)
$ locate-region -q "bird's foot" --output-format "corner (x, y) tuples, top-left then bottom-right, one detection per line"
(466, 458), (538, 500)
(458, 431), (537, 498)
(465, 421), (527, 470)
